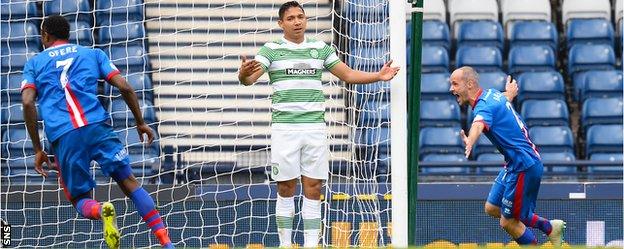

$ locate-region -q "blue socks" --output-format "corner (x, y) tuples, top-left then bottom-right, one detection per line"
(515, 228), (537, 245)
(130, 187), (172, 247)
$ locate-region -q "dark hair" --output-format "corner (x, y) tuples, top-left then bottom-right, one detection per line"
(278, 1), (305, 20)
(42, 15), (70, 40)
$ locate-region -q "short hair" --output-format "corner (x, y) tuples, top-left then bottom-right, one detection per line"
(278, 1), (305, 20)
(42, 15), (70, 40)
(459, 66), (479, 84)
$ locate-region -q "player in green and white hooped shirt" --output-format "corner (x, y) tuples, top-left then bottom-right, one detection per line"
(238, 1), (399, 247)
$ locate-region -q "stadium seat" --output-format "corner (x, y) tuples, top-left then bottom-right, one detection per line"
(68, 21), (94, 47)
(521, 99), (569, 127)
(509, 21), (558, 50)
(582, 98), (623, 130)
(0, 73), (24, 97)
(420, 100), (461, 127)
(96, 0), (145, 25)
(586, 124), (623, 156)
(501, 0), (551, 27)
(540, 152), (577, 173)
(476, 152), (505, 173)
(360, 101), (390, 125)
(354, 82), (390, 105)
(421, 73), (452, 100)
(421, 21), (451, 50)
(562, 0), (611, 25)
(455, 46), (503, 72)
(350, 45), (386, 69)
(110, 99), (156, 127)
(98, 22), (146, 46)
(567, 44), (616, 75)
(114, 128), (160, 154)
(4, 104), (25, 124)
(2, 128), (47, 153)
(517, 71), (565, 103)
(105, 45), (149, 73)
(350, 22), (388, 42)
(0, 0), (38, 19)
(473, 135), (498, 159)
(478, 71), (507, 91)
(421, 153), (468, 174)
(566, 19), (615, 48)
(104, 73), (154, 99)
(419, 127), (464, 156)
(43, 0), (92, 23)
(423, 0), (446, 22)
(508, 45), (556, 74)
(421, 45), (449, 73)
(0, 46), (39, 72)
(456, 21), (504, 49)
(0, 22), (41, 49)
(448, 0), (498, 26)
(588, 153), (623, 173)
(529, 126), (574, 153)
(580, 70), (623, 101)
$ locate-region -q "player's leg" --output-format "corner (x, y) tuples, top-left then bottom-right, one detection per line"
(500, 217), (536, 245)
(500, 170), (537, 245)
(300, 130), (329, 248)
(271, 128), (302, 247)
(91, 123), (173, 248)
(485, 169), (506, 218)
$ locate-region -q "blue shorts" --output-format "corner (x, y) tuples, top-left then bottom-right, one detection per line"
(486, 162), (543, 222)
(52, 122), (130, 202)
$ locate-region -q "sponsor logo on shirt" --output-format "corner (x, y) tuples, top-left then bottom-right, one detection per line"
(285, 63), (316, 76)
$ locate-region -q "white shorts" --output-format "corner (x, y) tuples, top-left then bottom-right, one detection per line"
(270, 125), (329, 181)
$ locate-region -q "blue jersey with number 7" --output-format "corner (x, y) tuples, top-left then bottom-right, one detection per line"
(21, 42), (120, 142)
(472, 88), (541, 172)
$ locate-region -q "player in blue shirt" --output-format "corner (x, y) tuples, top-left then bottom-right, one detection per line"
(449, 66), (566, 246)
(21, 15), (174, 249)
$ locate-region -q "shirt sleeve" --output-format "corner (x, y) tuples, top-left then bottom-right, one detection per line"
(321, 43), (340, 70)
(472, 102), (493, 131)
(20, 59), (36, 92)
(255, 45), (272, 71)
(96, 49), (121, 81)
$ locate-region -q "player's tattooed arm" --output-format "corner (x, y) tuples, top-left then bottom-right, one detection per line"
(461, 121), (485, 159)
(503, 75), (518, 102)
(22, 88), (52, 177)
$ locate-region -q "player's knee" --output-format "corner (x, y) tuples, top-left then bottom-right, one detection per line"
(277, 180), (297, 197)
(484, 204), (500, 218)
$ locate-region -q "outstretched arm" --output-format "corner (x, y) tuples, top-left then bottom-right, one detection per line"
(329, 60), (399, 84)
(503, 75), (518, 102)
(107, 74), (154, 145)
(461, 121), (486, 159)
(22, 88), (52, 177)
(238, 55), (264, 86)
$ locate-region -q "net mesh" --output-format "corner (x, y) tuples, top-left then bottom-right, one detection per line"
(0, 0), (394, 247)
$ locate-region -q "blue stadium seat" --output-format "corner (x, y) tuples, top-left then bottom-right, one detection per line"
(586, 124), (624, 156)
(2, 128), (47, 153)
(114, 128), (159, 154)
(566, 19), (615, 48)
(0, 0), (38, 19)
(105, 45), (149, 73)
(354, 82), (389, 105)
(581, 97), (623, 130)
(421, 73), (452, 100)
(0, 46), (39, 72)
(343, 0), (387, 19)
(5, 104), (25, 124)
(421, 45), (449, 73)
(0, 73), (24, 97)
(43, 0), (92, 23)
(0, 22), (41, 49)
(567, 44), (616, 75)
(473, 135), (498, 159)
(351, 22), (387, 42)
(529, 126), (574, 153)
(110, 99), (156, 127)
(517, 71), (565, 103)
(104, 73), (154, 100)
(421, 20), (451, 50)
(478, 70), (507, 91)
(455, 46), (503, 72)
(419, 127), (463, 156)
(508, 45), (556, 74)
(521, 99), (569, 127)
(69, 21), (94, 47)
(421, 153), (468, 174)
(588, 153), (623, 173)
(475, 152), (504, 174)
(509, 21), (558, 50)
(359, 101), (390, 125)
(350, 45), (386, 69)
(99, 22), (147, 46)
(580, 70), (623, 101)
(96, 0), (145, 25)
(457, 21), (504, 49)
(540, 152), (577, 173)
(420, 100), (461, 127)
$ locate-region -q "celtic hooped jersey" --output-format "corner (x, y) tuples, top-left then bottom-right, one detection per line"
(254, 37), (340, 126)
